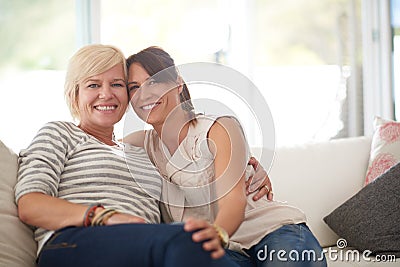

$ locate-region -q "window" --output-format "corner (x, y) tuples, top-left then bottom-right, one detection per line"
(252, 0), (363, 146)
(0, 0), (75, 152)
(101, 0), (363, 147)
(1, 0), (396, 152)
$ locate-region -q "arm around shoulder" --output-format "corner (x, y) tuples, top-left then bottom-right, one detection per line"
(122, 130), (146, 148)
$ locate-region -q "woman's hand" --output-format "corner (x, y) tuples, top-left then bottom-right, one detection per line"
(246, 157), (273, 201)
(184, 218), (225, 259)
(103, 212), (146, 225)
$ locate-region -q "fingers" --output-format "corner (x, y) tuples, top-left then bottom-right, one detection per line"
(252, 179), (274, 201)
(247, 167), (267, 193)
(245, 176), (253, 194)
(198, 226), (225, 259)
(266, 183), (274, 200)
(267, 191), (274, 201)
(247, 156), (275, 198)
(191, 223), (216, 243)
(248, 156), (259, 169)
(130, 216), (146, 223)
(184, 218), (215, 243)
(201, 235), (225, 259)
(252, 184), (269, 200)
(265, 181), (273, 200)
(184, 217), (208, 232)
(184, 218), (226, 259)
(105, 213), (146, 225)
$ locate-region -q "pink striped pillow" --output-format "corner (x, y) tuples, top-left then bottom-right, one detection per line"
(365, 117), (400, 185)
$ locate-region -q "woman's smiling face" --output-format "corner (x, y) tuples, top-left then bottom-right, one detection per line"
(128, 63), (181, 126)
(77, 64), (128, 131)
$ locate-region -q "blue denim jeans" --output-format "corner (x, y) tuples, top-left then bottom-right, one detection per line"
(37, 223), (239, 267)
(225, 223), (327, 267)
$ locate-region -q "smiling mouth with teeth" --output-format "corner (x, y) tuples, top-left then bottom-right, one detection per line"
(95, 105), (117, 111)
(141, 102), (160, 111)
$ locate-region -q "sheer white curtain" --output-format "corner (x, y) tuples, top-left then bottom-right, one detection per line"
(362, 0), (394, 135)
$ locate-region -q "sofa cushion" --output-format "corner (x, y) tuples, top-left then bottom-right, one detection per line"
(365, 116), (400, 185)
(0, 140), (37, 267)
(323, 162), (400, 257)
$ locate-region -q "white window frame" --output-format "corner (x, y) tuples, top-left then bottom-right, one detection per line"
(75, 0), (101, 47)
(362, 0), (394, 135)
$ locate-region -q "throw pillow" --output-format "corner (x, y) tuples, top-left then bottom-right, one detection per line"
(0, 140), (37, 267)
(365, 116), (400, 185)
(323, 162), (400, 256)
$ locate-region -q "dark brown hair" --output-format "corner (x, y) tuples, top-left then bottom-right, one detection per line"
(127, 46), (195, 120)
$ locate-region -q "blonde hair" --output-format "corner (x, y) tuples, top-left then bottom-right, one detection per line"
(64, 44), (127, 120)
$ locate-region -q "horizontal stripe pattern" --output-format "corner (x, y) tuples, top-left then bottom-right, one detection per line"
(15, 121), (162, 248)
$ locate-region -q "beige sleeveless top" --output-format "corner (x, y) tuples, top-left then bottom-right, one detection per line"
(144, 114), (306, 252)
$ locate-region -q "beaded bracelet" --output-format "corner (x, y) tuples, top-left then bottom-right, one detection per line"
(83, 204), (104, 227)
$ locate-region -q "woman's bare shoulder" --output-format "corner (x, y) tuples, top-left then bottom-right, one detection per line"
(210, 116), (243, 136)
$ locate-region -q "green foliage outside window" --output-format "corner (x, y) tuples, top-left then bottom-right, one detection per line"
(0, 0), (75, 71)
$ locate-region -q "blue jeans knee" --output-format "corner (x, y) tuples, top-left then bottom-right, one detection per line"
(248, 223), (327, 267)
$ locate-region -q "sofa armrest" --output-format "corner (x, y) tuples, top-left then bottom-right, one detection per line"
(0, 140), (37, 267)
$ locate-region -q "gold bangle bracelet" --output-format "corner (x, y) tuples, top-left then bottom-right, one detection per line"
(213, 224), (229, 248)
(100, 210), (118, 225)
(91, 208), (118, 226)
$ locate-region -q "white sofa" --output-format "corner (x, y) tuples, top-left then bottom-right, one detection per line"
(0, 137), (399, 267)
(264, 136), (399, 266)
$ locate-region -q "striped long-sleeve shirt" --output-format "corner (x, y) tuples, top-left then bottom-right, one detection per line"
(15, 121), (162, 254)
